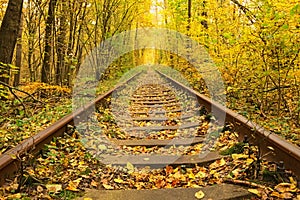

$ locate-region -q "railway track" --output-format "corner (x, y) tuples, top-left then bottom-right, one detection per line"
(0, 69), (300, 199)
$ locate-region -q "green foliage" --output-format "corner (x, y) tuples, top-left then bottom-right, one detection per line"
(0, 98), (72, 154)
(0, 62), (19, 99)
(220, 142), (246, 155)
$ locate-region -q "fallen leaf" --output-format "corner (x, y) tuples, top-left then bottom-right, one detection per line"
(165, 165), (173, 175)
(270, 191), (281, 198)
(84, 198), (93, 200)
(232, 153), (248, 160)
(274, 183), (297, 193)
(195, 190), (205, 199)
(267, 146), (275, 151)
(46, 184), (62, 194)
(188, 173), (195, 179)
(289, 177), (297, 186)
(91, 180), (98, 187)
(196, 171), (207, 178)
(245, 158), (254, 165)
(114, 178), (124, 183)
(155, 179), (166, 188)
(231, 168), (240, 177)
(98, 144), (107, 150)
(66, 178), (82, 191)
(102, 184), (114, 190)
(280, 192), (293, 199)
(127, 162), (135, 173)
(8, 193), (22, 199)
(209, 158), (226, 169)
(248, 188), (261, 197)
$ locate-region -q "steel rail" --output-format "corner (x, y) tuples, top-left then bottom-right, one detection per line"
(1, 69), (299, 187)
(0, 72), (141, 185)
(156, 70), (300, 178)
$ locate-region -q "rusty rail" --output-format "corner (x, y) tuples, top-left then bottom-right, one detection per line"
(0, 72), (141, 185)
(157, 70), (300, 178)
(1, 69), (300, 186)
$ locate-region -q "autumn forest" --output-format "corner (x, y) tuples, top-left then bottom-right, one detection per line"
(0, 0), (299, 199)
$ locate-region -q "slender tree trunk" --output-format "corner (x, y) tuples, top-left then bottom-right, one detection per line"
(27, 1), (35, 82)
(187, 0), (191, 33)
(0, 0), (24, 84)
(164, 0), (168, 25)
(200, 0), (208, 29)
(41, 0), (57, 83)
(14, 13), (23, 86)
(56, 1), (67, 85)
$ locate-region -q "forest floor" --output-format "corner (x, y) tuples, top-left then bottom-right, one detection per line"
(0, 75), (299, 199)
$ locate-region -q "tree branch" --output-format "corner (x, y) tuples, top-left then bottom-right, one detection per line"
(0, 81), (44, 104)
(230, 0), (256, 24)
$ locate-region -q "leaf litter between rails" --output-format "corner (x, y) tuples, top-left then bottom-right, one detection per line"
(1, 118), (300, 199)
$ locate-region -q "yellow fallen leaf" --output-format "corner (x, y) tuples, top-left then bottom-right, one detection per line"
(127, 162), (135, 173)
(209, 170), (216, 175)
(196, 171), (207, 178)
(66, 178), (82, 191)
(232, 153), (248, 160)
(270, 191), (281, 198)
(188, 173), (195, 179)
(46, 184), (62, 194)
(66, 183), (79, 191)
(190, 184), (201, 188)
(219, 158), (226, 167)
(91, 180), (98, 187)
(114, 178), (124, 183)
(209, 158), (226, 169)
(84, 198), (93, 200)
(289, 177), (297, 186)
(102, 183), (114, 190)
(275, 183), (297, 193)
(248, 188), (261, 197)
(246, 158), (254, 165)
(8, 193), (22, 199)
(195, 190), (205, 199)
(297, 194), (300, 200)
(231, 168), (240, 177)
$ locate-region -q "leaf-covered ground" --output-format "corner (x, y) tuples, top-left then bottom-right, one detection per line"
(157, 66), (300, 147)
(0, 83), (72, 155)
(0, 72), (299, 200)
(1, 127), (299, 199)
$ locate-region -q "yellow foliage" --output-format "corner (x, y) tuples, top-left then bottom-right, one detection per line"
(13, 82), (71, 99)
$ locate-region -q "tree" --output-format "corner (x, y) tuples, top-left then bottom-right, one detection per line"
(0, 0), (24, 84)
(55, 0), (67, 85)
(13, 13), (23, 86)
(41, 0), (57, 83)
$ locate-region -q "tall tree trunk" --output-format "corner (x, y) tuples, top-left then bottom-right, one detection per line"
(164, 0), (168, 25)
(41, 0), (57, 83)
(0, 0), (24, 84)
(200, 0), (208, 29)
(187, 0), (191, 33)
(56, 1), (67, 85)
(14, 13), (23, 87)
